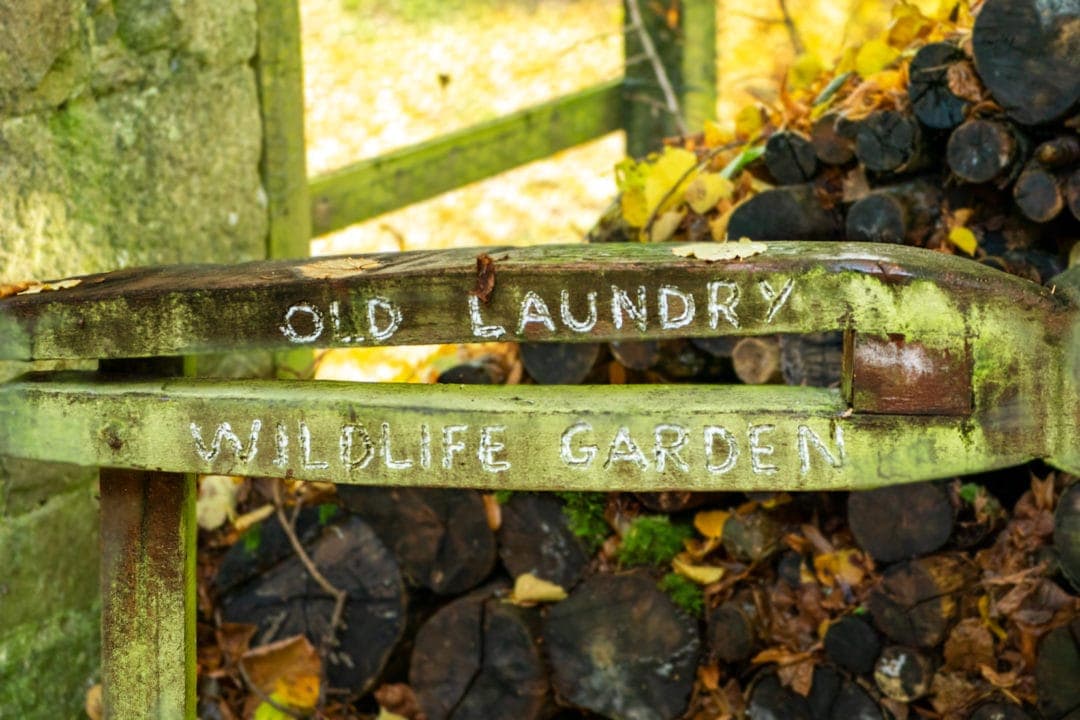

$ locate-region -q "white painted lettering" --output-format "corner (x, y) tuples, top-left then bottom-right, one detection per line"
(611, 285), (648, 332)
(191, 420), (262, 463)
(748, 424), (778, 474)
(273, 422), (288, 468)
(653, 423), (689, 473)
(561, 422), (597, 468)
(797, 424), (845, 474)
(703, 426), (739, 474)
(380, 422), (413, 469)
(469, 296), (506, 339)
(419, 424), (432, 469)
(340, 424), (374, 470)
(329, 301), (362, 343)
(707, 281), (740, 329)
(478, 425), (511, 472)
(367, 297), (403, 342)
(298, 421), (329, 470)
(442, 424), (468, 468)
(280, 303), (324, 344)
(517, 291), (557, 334)
(658, 286), (695, 330)
(605, 426), (648, 469)
(759, 278), (795, 323)
(560, 289), (598, 332)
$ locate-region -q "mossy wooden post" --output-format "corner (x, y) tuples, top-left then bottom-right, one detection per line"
(622, 0), (717, 157)
(98, 359), (196, 720)
(257, 0), (313, 378)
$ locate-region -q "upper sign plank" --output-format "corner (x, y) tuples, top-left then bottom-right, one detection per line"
(0, 241), (1068, 361)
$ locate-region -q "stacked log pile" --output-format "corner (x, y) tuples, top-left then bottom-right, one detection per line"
(193, 1), (1079, 718)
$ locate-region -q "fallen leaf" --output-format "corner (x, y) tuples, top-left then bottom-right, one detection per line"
(650, 209), (686, 242)
(672, 553), (725, 585)
(685, 173), (734, 214)
(510, 573), (567, 604)
(85, 684), (103, 720)
(295, 256), (382, 279)
(240, 635), (321, 712)
(694, 509), (730, 539)
(471, 253), (496, 304)
(233, 503), (275, 534)
(482, 492), (502, 531)
(0, 282), (31, 299)
(854, 38), (901, 78)
(671, 239), (767, 262)
(196, 475), (242, 531)
(948, 226), (978, 255)
(813, 548), (868, 588)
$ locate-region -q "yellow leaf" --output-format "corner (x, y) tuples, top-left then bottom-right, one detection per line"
(888, 2), (934, 46)
(978, 594), (1008, 641)
(672, 554), (725, 585)
(274, 673), (320, 709)
(684, 173), (734, 215)
(377, 710), (409, 720)
(234, 503), (275, 534)
(620, 188), (650, 228)
(855, 38), (901, 78)
(644, 147), (699, 218)
(948, 226), (978, 255)
(671, 239), (767, 262)
(254, 694), (305, 720)
(650, 209), (686, 243)
(787, 53), (825, 92)
(511, 573), (568, 605)
(861, 69), (904, 92)
(734, 105), (766, 140)
(693, 509), (730, 539)
(813, 548), (868, 588)
(703, 119), (729, 147)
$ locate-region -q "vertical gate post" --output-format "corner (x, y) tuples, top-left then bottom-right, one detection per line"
(623, 0), (717, 157)
(100, 470), (197, 719)
(99, 358), (196, 719)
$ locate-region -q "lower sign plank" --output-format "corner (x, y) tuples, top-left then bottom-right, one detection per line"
(0, 373), (1044, 490)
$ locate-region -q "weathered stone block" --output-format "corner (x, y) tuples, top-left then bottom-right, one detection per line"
(0, 0), (82, 94)
(0, 605), (100, 720)
(1, 457), (96, 518)
(0, 482), (99, 630)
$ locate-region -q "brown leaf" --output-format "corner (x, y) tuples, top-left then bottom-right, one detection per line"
(776, 657), (816, 697)
(217, 622), (258, 667)
(471, 253), (496, 304)
(943, 618), (995, 672)
(945, 60), (985, 103)
(374, 684), (427, 720)
(930, 669), (983, 718)
(0, 282), (31, 299)
(239, 634), (321, 697)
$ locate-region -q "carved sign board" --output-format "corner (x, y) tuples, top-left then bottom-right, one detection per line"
(0, 241), (1062, 361)
(0, 375), (1051, 490)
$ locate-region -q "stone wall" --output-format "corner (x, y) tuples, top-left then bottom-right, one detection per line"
(0, 1), (267, 715)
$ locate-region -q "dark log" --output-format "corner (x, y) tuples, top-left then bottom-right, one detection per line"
(731, 336), (782, 384)
(1054, 482), (1080, 592)
(847, 482), (954, 562)
(811, 113), (858, 165)
(520, 342), (601, 384)
(1035, 619), (1080, 720)
(722, 509), (784, 563)
(749, 674), (812, 720)
(779, 332), (843, 387)
(854, 110), (931, 174)
(219, 517), (407, 692)
(908, 42), (969, 130)
(972, 0), (1080, 126)
(691, 336), (738, 358)
(1013, 164), (1065, 222)
(726, 184), (844, 241)
(867, 554), (975, 647)
(873, 645), (933, 702)
(655, 338), (709, 380)
(946, 119), (1026, 184)
(765, 130), (820, 184)
(809, 667), (885, 720)
(845, 178), (942, 244)
(970, 702), (1034, 720)
(336, 486), (496, 595)
(635, 491), (709, 513)
(410, 591), (549, 720)
(609, 340), (660, 370)
(497, 493), (589, 590)
(543, 571), (699, 719)
(707, 598), (757, 663)
(214, 506), (327, 594)
(1035, 136), (1080, 168)
(437, 355), (506, 384)
(824, 615), (883, 676)
(1067, 168), (1080, 222)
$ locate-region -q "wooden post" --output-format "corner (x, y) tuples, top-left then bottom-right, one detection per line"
(623, 0), (717, 157)
(99, 358), (195, 719)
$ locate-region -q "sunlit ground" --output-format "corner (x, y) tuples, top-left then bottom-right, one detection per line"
(300, 0), (893, 381)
